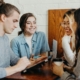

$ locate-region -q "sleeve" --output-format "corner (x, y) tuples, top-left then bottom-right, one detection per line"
(62, 37), (80, 80)
(61, 72), (75, 80)
(62, 36), (75, 66)
(0, 48), (19, 78)
(40, 32), (50, 53)
(9, 48), (19, 66)
(0, 68), (6, 78)
(10, 39), (20, 57)
(73, 52), (80, 78)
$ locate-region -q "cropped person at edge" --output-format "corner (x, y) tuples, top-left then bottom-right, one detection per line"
(52, 8), (80, 80)
(0, 0), (30, 79)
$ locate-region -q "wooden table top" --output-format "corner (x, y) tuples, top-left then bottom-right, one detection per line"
(2, 62), (58, 80)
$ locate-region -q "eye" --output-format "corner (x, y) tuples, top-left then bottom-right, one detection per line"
(26, 22), (30, 24)
(13, 20), (18, 23)
(62, 22), (66, 25)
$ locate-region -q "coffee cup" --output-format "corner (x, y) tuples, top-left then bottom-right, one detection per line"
(52, 58), (63, 66)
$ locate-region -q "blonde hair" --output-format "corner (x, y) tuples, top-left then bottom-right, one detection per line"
(66, 13), (76, 52)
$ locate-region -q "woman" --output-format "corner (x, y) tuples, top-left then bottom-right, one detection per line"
(11, 13), (50, 59)
(0, 0), (30, 78)
(61, 9), (76, 67)
(52, 8), (80, 80)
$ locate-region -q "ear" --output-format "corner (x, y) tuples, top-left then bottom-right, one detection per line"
(0, 14), (6, 22)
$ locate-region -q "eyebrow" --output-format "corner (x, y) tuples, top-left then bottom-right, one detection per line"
(64, 21), (69, 22)
(26, 21), (36, 23)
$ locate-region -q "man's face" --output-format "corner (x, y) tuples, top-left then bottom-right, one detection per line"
(3, 11), (19, 34)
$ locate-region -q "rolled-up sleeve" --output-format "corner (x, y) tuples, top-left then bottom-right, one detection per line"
(73, 52), (80, 78)
(61, 72), (75, 80)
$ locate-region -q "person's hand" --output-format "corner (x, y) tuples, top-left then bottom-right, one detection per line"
(63, 64), (72, 69)
(63, 64), (73, 73)
(64, 27), (72, 36)
(52, 63), (64, 77)
(30, 54), (35, 61)
(16, 56), (31, 72)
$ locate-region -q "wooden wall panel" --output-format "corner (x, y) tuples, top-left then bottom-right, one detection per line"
(48, 9), (69, 57)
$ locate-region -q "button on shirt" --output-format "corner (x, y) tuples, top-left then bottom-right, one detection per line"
(11, 32), (50, 59)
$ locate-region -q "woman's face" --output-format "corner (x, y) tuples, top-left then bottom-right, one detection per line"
(68, 14), (77, 34)
(62, 16), (72, 35)
(24, 16), (37, 36)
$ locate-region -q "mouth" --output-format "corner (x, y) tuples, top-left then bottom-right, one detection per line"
(30, 28), (36, 31)
(12, 28), (15, 31)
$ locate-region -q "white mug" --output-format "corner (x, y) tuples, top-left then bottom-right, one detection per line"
(52, 58), (63, 66)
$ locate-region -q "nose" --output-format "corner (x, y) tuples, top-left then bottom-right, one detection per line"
(31, 23), (33, 26)
(14, 23), (18, 28)
(31, 23), (34, 27)
(64, 24), (69, 28)
(14, 25), (17, 28)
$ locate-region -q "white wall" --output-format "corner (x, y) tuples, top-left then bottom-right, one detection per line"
(4, 0), (80, 41)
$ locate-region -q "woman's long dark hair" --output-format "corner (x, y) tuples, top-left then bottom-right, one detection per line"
(75, 9), (80, 53)
(18, 13), (36, 35)
(73, 8), (80, 67)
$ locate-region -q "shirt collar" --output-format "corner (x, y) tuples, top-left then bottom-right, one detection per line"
(32, 32), (37, 42)
(20, 32), (37, 44)
(20, 33), (26, 44)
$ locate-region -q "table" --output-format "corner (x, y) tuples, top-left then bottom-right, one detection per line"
(2, 62), (58, 80)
